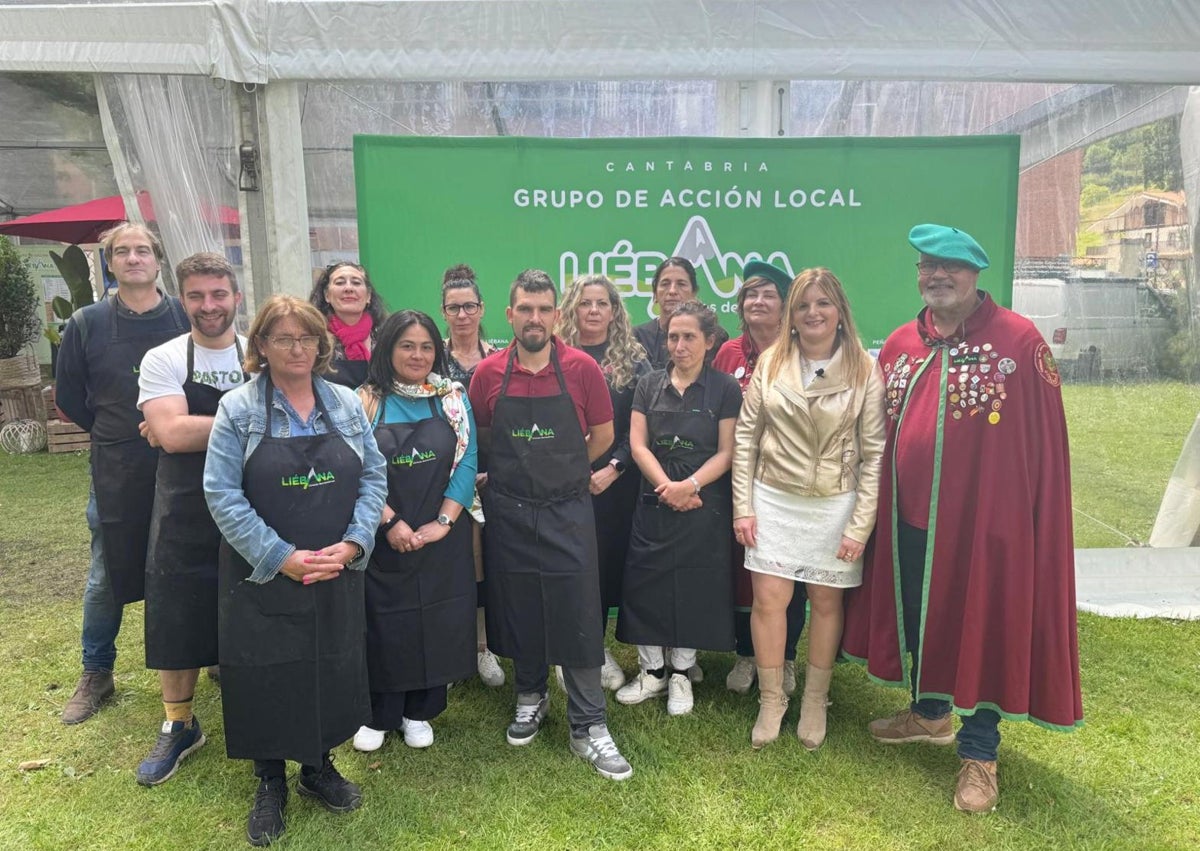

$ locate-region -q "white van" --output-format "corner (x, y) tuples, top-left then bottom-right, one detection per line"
(1012, 277), (1171, 380)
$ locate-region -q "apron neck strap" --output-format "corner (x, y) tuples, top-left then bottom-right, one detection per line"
(500, 342), (568, 395)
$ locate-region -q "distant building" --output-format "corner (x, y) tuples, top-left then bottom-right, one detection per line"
(1085, 190), (1190, 284)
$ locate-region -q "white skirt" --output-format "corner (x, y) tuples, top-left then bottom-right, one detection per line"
(744, 480), (862, 588)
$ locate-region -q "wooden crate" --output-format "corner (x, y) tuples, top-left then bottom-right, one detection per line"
(47, 418), (90, 454)
(0, 384), (46, 425)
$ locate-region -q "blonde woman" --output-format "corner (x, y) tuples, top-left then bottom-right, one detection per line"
(732, 268), (885, 750)
(556, 275), (651, 690)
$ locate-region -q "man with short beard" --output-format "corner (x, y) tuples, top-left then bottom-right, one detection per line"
(133, 252), (247, 785)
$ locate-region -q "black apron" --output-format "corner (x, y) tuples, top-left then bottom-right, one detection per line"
(88, 298), (189, 605)
(218, 378), (369, 766)
(326, 358), (369, 390)
(482, 346), (603, 668)
(617, 369), (735, 651)
(587, 361), (640, 611)
(366, 396), (476, 693)
(144, 337), (245, 670)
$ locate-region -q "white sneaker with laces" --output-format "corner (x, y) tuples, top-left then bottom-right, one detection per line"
(615, 670), (667, 705)
(477, 649), (505, 687)
(667, 672), (694, 716)
(600, 649), (627, 691)
(401, 718), (433, 748)
(569, 724), (633, 781)
(726, 656), (757, 694)
(352, 725), (385, 752)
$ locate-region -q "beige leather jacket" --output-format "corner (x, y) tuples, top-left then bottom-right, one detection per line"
(732, 345), (886, 543)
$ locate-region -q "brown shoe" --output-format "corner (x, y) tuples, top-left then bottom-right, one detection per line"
(954, 758), (999, 813)
(61, 671), (115, 725)
(868, 708), (955, 745)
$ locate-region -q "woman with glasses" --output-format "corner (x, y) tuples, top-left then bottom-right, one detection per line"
(616, 302), (741, 717)
(309, 262), (388, 389)
(351, 310), (478, 753)
(731, 268), (884, 751)
(204, 295), (386, 846)
(440, 264), (504, 687)
(555, 274), (652, 692)
(712, 261), (808, 700)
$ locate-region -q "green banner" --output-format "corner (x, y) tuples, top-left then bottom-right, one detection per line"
(355, 135), (1018, 349)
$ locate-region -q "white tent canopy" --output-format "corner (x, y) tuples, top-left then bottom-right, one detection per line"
(3, 0), (1200, 85)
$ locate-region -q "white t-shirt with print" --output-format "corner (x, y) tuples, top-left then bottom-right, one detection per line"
(137, 332), (248, 409)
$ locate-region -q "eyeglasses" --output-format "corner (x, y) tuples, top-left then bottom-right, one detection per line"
(263, 335), (321, 351)
(443, 302), (482, 316)
(916, 260), (970, 275)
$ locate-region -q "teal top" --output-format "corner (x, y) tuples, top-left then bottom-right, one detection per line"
(378, 393), (478, 510)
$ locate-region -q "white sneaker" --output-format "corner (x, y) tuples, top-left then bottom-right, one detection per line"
(726, 656), (757, 694)
(555, 665), (566, 691)
(477, 649), (505, 687)
(600, 649), (627, 691)
(667, 673), (694, 716)
(352, 725), (385, 752)
(615, 670), (667, 705)
(687, 663), (704, 684)
(401, 718), (433, 748)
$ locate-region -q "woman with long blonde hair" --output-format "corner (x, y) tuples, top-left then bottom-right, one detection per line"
(556, 274), (650, 691)
(732, 268), (885, 750)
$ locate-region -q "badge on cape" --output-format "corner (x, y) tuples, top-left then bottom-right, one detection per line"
(1034, 342), (1061, 387)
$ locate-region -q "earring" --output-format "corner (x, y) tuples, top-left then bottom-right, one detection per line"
(837, 323), (843, 330)
(790, 327), (798, 336)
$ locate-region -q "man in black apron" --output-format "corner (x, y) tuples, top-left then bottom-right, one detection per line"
(54, 223), (189, 725)
(467, 269), (633, 781)
(134, 253), (246, 785)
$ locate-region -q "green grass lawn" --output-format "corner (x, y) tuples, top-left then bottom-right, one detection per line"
(1, 382), (1198, 850)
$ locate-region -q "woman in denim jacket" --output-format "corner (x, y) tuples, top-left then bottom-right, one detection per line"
(204, 295), (386, 847)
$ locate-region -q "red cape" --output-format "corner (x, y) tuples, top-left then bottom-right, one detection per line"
(842, 294), (1083, 731)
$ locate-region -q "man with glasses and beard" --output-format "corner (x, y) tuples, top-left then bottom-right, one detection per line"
(133, 252), (247, 785)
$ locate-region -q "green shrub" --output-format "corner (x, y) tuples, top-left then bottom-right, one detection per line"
(0, 236), (41, 360)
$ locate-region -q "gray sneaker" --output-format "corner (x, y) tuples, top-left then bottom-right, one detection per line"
(570, 724), (633, 781)
(506, 692), (549, 745)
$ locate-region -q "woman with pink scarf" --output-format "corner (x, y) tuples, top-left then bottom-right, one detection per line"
(309, 261), (388, 388)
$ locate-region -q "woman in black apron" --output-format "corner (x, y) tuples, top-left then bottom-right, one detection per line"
(309, 261), (387, 389)
(351, 310), (477, 753)
(203, 296), (387, 847)
(555, 274), (652, 691)
(440, 266), (505, 688)
(616, 302), (741, 716)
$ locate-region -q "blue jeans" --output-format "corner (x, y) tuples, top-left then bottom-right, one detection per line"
(899, 522), (1001, 762)
(81, 488), (123, 672)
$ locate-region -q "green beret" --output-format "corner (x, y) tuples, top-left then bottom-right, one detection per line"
(908, 224), (990, 270)
(741, 260), (793, 298)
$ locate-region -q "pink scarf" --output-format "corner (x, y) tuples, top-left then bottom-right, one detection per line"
(328, 313), (373, 361)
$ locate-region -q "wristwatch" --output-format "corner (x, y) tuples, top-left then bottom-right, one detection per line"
(437, 513), (455, 528)
(609, 458), (626, 474)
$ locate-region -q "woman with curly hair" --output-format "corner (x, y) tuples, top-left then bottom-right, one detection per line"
(555, 275), (651, 691)
(309, 262), (388, 389)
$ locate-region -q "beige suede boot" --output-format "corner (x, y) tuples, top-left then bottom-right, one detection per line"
(797, 663), (833, 751)
(751, 666), (788, 749)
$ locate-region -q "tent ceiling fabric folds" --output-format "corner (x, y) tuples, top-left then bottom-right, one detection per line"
(2, 1), (1200, 85)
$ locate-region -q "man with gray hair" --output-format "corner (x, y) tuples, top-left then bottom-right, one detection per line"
(56, 223), (189, 725)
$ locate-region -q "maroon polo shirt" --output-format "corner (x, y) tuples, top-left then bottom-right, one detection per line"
(468, 337), (614, 435)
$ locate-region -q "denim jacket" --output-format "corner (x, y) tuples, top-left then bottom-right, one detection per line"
(203, 372), (387, 583)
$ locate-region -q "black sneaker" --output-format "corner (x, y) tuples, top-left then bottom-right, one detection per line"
(297, 756), (362, 813)
(246, 776), (287, 846)
(506, 692), (549, 745)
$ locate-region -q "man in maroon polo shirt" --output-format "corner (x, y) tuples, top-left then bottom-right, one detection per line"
(468, 269), (632, 781)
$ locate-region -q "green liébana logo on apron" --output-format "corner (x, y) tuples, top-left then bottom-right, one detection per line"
(656, 434), (695, 451)
(281, 466), (337, 489)
(510, 423), (556, 441)
(391, 446), (437, 466)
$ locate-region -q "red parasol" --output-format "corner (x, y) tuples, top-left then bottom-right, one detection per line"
(0, 192), (239, 245)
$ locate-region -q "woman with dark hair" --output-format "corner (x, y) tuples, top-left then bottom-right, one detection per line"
(351, 309), (479, 752)
(309, 261), (388, 389)
(616, 301), (741, 716)
(204, 295), (386, 846)
(632, 257), (728, 369)
(439, 264), (504, 687)
(713, 260), (808, 698)
(555, 274), (651, 691)
(733, 268), (884, 750)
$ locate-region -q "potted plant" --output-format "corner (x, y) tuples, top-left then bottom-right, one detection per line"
(0, 235), (42, 390)
(43, 244), (95, 346)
